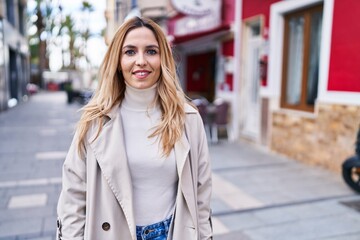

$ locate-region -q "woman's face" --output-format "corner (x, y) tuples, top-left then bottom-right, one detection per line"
(120, 27), (161, 89)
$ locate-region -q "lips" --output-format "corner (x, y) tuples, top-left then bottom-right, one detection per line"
(133, 70), (151, 79)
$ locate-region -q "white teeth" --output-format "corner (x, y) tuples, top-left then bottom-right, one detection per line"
(136, 72), (146, 76)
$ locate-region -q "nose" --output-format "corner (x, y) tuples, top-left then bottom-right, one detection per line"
(135, 53), (147, 66)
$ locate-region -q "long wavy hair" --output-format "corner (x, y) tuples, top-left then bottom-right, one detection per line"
(76, 17), (187, 157)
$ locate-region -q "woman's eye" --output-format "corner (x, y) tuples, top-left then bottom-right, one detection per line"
(147, 49), (157, 55)
(124, 50), (136, 56)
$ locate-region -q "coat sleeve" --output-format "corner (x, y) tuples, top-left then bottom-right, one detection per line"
(194, 113), (213, 239)
(56, 133), (86, 240)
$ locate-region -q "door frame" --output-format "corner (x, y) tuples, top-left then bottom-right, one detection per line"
(240, 15), (265, 142)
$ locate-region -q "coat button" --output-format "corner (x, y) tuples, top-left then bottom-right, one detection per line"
(102, 222), (110, 231)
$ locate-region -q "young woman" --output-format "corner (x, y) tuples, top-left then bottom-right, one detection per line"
(57, 17), (212, 240)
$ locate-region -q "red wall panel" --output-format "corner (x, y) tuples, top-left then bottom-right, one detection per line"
(327, 0), (360, 92)
(186, 51), (216, 92)
(222, 0), (236, 25)
(222, 40), (234, 56)
(242, 0), (280, 30)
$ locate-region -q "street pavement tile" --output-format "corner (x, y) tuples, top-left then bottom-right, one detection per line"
(48, 118), (67, 125)
(0, 206), (54, 222)
(252, 207), (299, 225)
(213, 173), (264, 210)
(43, 216), (57, 234)
(249, 190), (293, 205)
(35, 151), (67, 161)
(3, 185), (58, 198)
(8, 193), (47, 209)
(283, 202), (341, 219)
(216, 212), (265, 231)
(212, 217), (230, 235)
(0, 178), (62, 190)
(38, 128), (61, 137)
(316, 197), (360, 214)
(23, 237), (53, 240)
(0, 218), (42, 238)
(0, 192), (9, 208)
(214, 230), (253, 240)
(319, 233), (360, 240)
(306, 183), (354, 197)
(242, 213), (360, 240)
(30, 167), (63, 179)
(0, 170), (32, 182)
(211, 197), (233, 213)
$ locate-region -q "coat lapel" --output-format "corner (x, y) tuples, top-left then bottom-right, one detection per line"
(89, 107), (136, 239)
(174, 105), (198, 228)
(174, 104), (197, 178)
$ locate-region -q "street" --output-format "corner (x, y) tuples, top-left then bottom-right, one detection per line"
(1, 91), (360, 240)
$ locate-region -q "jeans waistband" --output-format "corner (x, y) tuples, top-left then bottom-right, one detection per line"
(136, 215), (172, 236)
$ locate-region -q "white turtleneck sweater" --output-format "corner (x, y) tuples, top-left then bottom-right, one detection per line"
(120, 83), (178, 226)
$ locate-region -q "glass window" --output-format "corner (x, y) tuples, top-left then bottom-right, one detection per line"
(306, 11), (322, 105)
(250, 23), (261, 37)
(281, 5), (323, 112)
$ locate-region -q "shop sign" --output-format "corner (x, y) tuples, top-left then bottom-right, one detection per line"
(172, 0), (221, 36)
(171, 0), (220, 16)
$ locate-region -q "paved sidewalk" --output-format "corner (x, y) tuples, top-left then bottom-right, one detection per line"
(0, 92), (80, 239)
(0, 91), (360, 240)
(210, 143), (360, 239)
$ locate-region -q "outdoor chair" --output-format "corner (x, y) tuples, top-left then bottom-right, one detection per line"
(211, 98), (230, 143)
(192, 98), (211, 141)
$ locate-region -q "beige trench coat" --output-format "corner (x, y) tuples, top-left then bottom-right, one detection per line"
(56, 103), (213, 240)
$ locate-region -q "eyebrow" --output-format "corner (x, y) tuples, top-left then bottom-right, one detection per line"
(122, 44), (159, 50)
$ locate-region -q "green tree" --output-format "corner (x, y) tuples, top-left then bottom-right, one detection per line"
(60, 15), (78, 69)
(79, 1), (94, 69)
(28, 0), (55, 87)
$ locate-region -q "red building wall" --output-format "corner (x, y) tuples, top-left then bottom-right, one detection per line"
(327, 0), (360, 92)
(222, 0), (236, 25)
(242, 0), (280, 32)
(221, 40), (234, 91)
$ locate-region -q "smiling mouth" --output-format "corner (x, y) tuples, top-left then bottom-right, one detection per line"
(133, 71), (150, 78)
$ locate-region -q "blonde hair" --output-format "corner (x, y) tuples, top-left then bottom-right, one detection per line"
(76, 17), (186, 157)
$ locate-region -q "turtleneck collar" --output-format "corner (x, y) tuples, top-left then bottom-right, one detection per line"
(122, 82), (158, 111)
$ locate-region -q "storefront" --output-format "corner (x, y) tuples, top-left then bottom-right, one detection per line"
(0, 0), (30, 112)
(168, 0), (236, 139)
(241, 0), (360, 171)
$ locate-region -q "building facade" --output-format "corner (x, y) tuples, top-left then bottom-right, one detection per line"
(240, 0), (360, 172)
(0, 0), (29, 112)
(104, 0), (360, 172)
(167, 0), (237, 140)
(104, 0), (170, 45)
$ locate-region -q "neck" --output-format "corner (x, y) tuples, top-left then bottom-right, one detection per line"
(122, 82), (158, 111)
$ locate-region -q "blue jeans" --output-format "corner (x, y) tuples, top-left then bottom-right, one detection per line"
(136, 216), (172, 240)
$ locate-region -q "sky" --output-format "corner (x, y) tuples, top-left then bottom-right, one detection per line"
(28, 0), (108, 71)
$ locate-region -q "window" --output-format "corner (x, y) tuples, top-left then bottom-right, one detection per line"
(6, 0), (15, 26)
(18, 2), (25, 34)
(281, 4), (323, 112)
